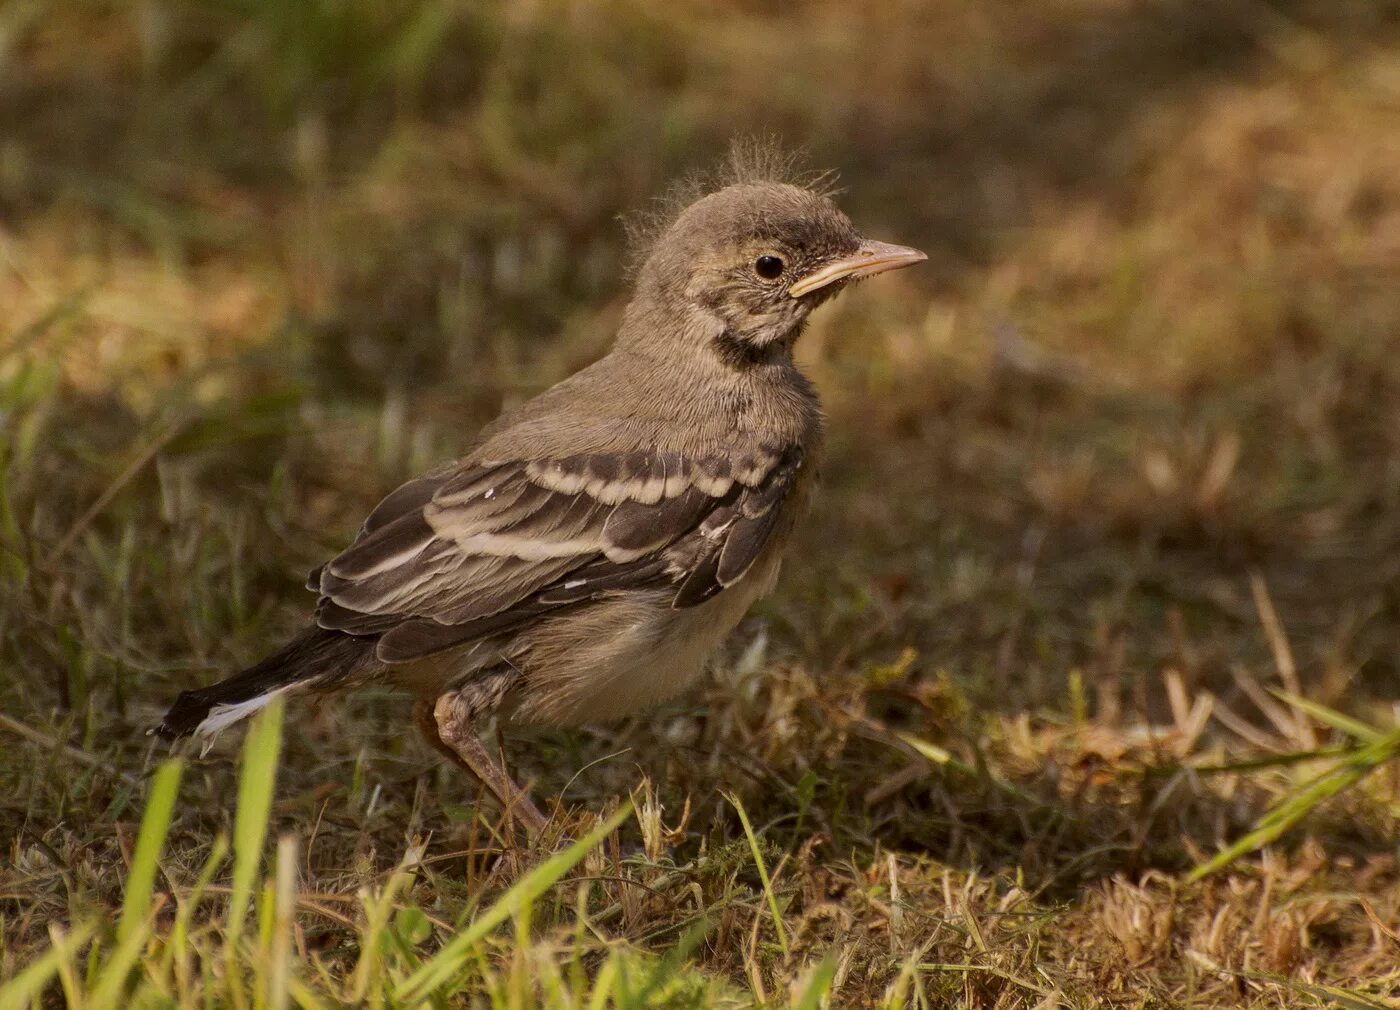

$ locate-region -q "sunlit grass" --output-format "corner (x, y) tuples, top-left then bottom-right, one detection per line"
(4, 0), (1400, 1007)
(1, 702), (755, 1010)
(1190, 695), (1400, 883)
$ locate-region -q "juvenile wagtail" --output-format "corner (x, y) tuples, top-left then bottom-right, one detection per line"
(158, 156), (925, 834)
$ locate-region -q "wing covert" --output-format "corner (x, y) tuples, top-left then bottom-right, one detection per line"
(309, 446), (802, 662)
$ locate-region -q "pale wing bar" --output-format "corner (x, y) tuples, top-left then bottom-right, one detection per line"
(307, 447), (801, 663)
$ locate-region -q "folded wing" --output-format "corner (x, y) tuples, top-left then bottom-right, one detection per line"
(308, 447), (802, 663)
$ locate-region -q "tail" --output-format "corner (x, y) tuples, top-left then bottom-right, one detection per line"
(156, 626), (376, 740)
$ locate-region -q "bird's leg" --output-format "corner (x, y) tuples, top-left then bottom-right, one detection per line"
(412, 699), (478, 778)
(415, 684), (548, 839)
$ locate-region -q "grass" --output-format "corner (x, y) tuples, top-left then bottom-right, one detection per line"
(2, 700), (659, 1009)
(4, 0), (1400, 1006)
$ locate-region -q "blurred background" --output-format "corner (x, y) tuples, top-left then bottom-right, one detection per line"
(4, 0), (1396, 719)
(4, 0), (1400, 996)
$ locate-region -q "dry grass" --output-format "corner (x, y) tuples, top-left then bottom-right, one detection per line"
(3, 0), (1400, 1006)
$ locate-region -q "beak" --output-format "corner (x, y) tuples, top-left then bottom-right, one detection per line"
(788, 238), (927, 298)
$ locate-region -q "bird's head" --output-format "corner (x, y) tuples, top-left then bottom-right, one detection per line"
(625, 180), (925, 363)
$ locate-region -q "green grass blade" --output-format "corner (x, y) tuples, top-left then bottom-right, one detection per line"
(0, 921), (98, 1010)
(585, 957), (618, 1010)
(1234, 968), (1399, 1010)
(896, 732), (1036, 803)
(268, 835), (298, 1010)
(88, 916), (163, 1008)
(1189, 729), (1400, 881)
(792, 955), (838, 1010)
(228, 697), (286, 950)
(117, 759), (183, 945)
(394, 803), (632, 1002)
(1189, 766), (1365, 882)
(166, 834), (229, 990)
(1271, 691), (1388, 744)
(286, 975), (334, 1010)
(1289, 981), (1398, 1010)
(1192, 746), (1353, 775)
(627, 918), (714, 1007)
(725, 792), (789, 956)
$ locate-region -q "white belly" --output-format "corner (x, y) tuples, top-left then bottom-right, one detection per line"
(503, 553), (780, 727)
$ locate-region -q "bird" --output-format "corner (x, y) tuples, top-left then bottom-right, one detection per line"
(156, 151), (926, 836)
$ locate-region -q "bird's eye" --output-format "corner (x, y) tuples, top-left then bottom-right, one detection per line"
(754, 255), (785, 280)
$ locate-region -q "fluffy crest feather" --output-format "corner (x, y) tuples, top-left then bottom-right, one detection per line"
(622, 136), (841, 275)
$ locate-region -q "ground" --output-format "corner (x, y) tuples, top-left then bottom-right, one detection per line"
(2, 1), (1400, 1007)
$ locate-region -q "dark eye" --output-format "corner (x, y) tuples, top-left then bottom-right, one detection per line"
(754, 255), (785, 280)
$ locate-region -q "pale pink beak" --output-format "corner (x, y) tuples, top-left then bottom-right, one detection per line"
(788, 238), (927, 298)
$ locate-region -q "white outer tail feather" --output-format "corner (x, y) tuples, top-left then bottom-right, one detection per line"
(193, 684), (294, 753)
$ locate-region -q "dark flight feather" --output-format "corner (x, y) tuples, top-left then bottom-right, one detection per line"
(675, 450), (802, 605)
(308, 448), (800, 663)
(602, 486), (712, 555)
(362, 473), (448, 533)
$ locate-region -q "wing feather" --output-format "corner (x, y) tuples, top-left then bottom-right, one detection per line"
(602, 486), (712, 559)
(673, 452), (803, 607)
(311, 447), (803, 661)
